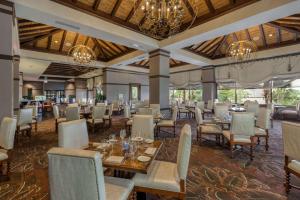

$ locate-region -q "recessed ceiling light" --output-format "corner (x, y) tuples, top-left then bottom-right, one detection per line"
(268, 33), (273, 37)
(54, 40), (59, 44)
(253, 36), (260, 41)
(65, 42), (71, 47)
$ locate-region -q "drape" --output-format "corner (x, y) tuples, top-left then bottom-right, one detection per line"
(170, 70), (202, 88)
(86, 78), (94, 90)
(94, 76), (103, 88)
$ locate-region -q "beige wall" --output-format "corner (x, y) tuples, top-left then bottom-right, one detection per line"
(22, 81), (43, 98)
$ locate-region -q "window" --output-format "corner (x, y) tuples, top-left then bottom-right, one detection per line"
(272, 79), (300, 106)
(169, 88), (203, 103)
(217, 87), (265, 104)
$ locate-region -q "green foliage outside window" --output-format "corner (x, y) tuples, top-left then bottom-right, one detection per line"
(272, 88), (300, 106)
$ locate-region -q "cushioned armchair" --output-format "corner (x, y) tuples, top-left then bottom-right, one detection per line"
(131, 115), (154, 140)
(255, 107), (271, 151)
(26, 104), (38, 132)
(47, 147), (134, 200)
(66, 106), (80, 121)
(104, 104), (113, 128)
(133, 124), (192, 200)
(87, 106), (106, 134)
(203, 100), (214, 117)
(282, 121), (300, 194)
(156, 107), (178, 137)
(0, 117), (17, 181)
(196, 107), (223, 145)
(223, 112), (256, 161)
(124, 105), (132, 133)
(53, 105), (66, 133)
(16, 108), (33, 140)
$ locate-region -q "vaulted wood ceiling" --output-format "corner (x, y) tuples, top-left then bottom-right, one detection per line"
(18, 18), (135, 62)
(129, 58), (187, 69)
(43, 63), (98, 77)
(185, 14), (300, 59)
(51, 0), (258, 39)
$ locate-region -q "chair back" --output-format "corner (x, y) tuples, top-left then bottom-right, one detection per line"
(108, 104), (113, 116)
(214, 105), (229, 119)
(195, 107), (203, 125)
(66, 106), (80, 121)
(53, 105), (60, 119)
(26, 105), (38, 117)
(68, 103), (79, 107)
(137, 108), (153, 115)
(96, 103), (106, 107)
(207, 100), (213, 110)
(150, 104), (160, 116)
(231, 112), (255, 137)
(246, 102), (259, 117)
(47, 147), (105, 200)
(92, 106), (106, 120)
(282, 121), (300, 161)
(124, 105), (131, 118)
(132, 115), (154, 140)
(171, 107), (178, 122)
(58, 119), (89, 149)
(177, 124), (192, 180)
(18, 108), (33, 126)
(197, 101), (205, 110)
(256, 107), (271, 130)
(0, 117), (17, 150)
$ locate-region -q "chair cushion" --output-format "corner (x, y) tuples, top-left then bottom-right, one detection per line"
(57, 118), (66, 123)
(255, 127), (267, 136)
(126, 119), (133, 126)
(204, 109), (212, 113)
(105, 176), (134, 200)
(157, 120), (174, 127)
(87, 118), (104, 124)
(133, 160), (180, 192)
(19, 124), (31, 131)
(32, 119), (37, 123)
(103, 115), (111, 120)
(223, 131), (251, 143)
(179, 108), (189, 113)
(288, 160), (300, 174)
(0, 151), (8, 161)
(198, 124), (222, 134)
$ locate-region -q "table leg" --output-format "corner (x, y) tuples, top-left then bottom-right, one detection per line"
(136, 192), (146, 200)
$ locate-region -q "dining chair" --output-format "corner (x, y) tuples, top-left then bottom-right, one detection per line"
(150, 104), (160, 115)
(47, 147), (134, 200)
(214, 105), (229, 120)
(53, 105), (66, 133)
(0, 117), (17, 181)
(133, 124), (192, 200)
(131, 115), (154, 140)
(16, 108), (33, 140)
(124, 105), (132, 133)
(223, 112), (256, 161)
(196, 107), (223, 145)
(87, 106), (106, 134)
(203, 100), (214, 117)
(68, 103), (79, 107)
(26, 105), (38, 132)
(246, 102), (259, 117)
(282, 121), (300, 194)
(137, 107), (153, 115)
(156, 107), (178, 137)
(96, 103), (106, 107)
(66, 106), (80, 121)
(178, 104), (190, 119)
(104, 104), (113, 128)
(255, 107), (271, 151)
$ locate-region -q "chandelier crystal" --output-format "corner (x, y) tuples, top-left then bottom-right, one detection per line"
(134, 0), (198, 39)
(226, 40), (257, 63)
(68, 45), (96, 65)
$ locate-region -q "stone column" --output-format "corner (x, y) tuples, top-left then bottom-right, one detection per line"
(13, 56), (20, 115)
(149, 49), (170, 109)
(0, 0), (15, 120)
(202, 68), (217, 103)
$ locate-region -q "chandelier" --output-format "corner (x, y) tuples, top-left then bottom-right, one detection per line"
(68, 45), (96, 65)
(134, 0), (199, 39)
(226, 40), (257, 64)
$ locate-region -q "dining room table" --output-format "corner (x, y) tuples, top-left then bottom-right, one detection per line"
(87, 138), (163, 174)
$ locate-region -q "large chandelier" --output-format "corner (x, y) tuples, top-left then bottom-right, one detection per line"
(134, 0), (198, 39)
(68, 45), (96, 65)
(226, 40), (257, 63)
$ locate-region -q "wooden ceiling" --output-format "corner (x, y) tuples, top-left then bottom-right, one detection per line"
(18, 18), (135, 62)
(51, 0), (258, 39)
(129, 58), (188, 69)
(185, 14), (300, 59)
(42, 63), (97, 77)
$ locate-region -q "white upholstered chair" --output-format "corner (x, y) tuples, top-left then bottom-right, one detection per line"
(68, 103), (79, 107)
(255, 107), (271, 151)
(156, 107), (178, 137)
(133, 124), (192, 200)
(131, 115), (154, 140)
(178, 104), (190, 119)
(150, 104), (160, 115)
(214, 105), (229, 119)
(124, 105), (132, 132)
(104, 104), (113, 127)
(26, 104), (38, 132)
(66, 106), (80, 121)
(53, 105), (66, 133)
(96, 103), (106, 107)
(197, 101), (205, 110)
(204, 100), (214, 116)
(87, 106), (106, 134)
(223, 112), (256, 161)
(246, 102), (259, 117)
(282, 121), (300, 194)
(16, 108), (33, 139)
(196, 107), (223, 145)
(58, 119), (90, 149)
(47, 147), (134, 200)
(0, 117), (17, 181)
(137, 107), (153, 115)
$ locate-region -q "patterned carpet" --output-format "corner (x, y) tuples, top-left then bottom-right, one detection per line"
(0, 115), (299, 200)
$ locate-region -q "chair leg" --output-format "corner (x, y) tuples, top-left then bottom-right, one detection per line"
(35, 122), (38, 132)
(173, 125), (176, 137)
(92, 124), (95, 134)
(285, 169), (291, 194)
(55, 120), (58, 133)
(230, 144), (234, 158)
(265, 135), (269, 151)
(250, 145), (254, 161)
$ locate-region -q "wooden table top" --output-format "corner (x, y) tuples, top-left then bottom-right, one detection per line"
(87, 140), (162, 174)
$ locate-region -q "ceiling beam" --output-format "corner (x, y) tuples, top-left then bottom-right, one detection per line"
(182, 0), (195, 17)
(204, 0), (215, 13)
(72, 33), (79, 47)
(47, 35), (52, 50)
(84, 37), (89, 45)
(59, 30), (67, 52)
(259, 25), (267, 47)
(125, 0), (142, 22)
(267, 22), (300, 35)
(92, 0), (101, 10)
(276, 27), (282, 43)
(232, 33), (238, 42)
(111, 0), (122, 16)
(21, 29), (63, 46)
(212, 35), (228, 58)
(245, 29), (252, 41)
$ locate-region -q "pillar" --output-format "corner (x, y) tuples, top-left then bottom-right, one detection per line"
(202, 68), (217, 103)
(13, 56), (20, 114)
(149, 49), (170, 109)
(0, 0), (15, 120)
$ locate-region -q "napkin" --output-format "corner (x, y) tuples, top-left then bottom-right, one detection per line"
(105, 156), (124, 164)
(144, 147), (157, 156)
